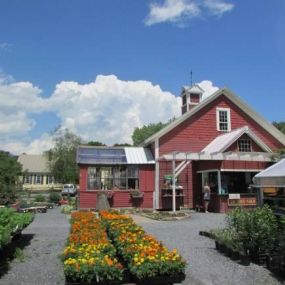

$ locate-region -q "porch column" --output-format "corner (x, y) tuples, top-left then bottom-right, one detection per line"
(217, 170), (222, 194)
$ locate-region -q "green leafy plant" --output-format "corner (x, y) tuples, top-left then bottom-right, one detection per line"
(34, 194), (46, 203)
(49, 192), (61, 204)
(0, 208), (34, 249)
(226, 205), (277, 256)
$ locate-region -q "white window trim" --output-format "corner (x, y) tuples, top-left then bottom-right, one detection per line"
(237, 139), (252, 152)
(216, 108), (231, 132)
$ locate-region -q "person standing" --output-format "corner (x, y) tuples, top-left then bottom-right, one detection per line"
(203, 183), (211, 213)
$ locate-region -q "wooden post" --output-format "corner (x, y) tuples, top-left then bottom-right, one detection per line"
(172, 152), (176, 213)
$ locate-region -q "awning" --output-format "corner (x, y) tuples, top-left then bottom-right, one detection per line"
(253, 158), (285, 187)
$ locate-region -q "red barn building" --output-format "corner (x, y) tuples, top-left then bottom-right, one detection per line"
(77, 85), (285, 212)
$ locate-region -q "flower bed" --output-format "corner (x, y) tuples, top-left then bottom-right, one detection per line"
(100, 210), (186, 283)
(63, 212), (125, 284)
(0, 208), (34, 249)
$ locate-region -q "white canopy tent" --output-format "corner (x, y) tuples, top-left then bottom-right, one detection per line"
(253, 158), (285, 187)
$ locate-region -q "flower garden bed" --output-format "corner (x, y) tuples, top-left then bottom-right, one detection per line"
(62, 212), (125, 284)
(63, 211), (186, 285)
(100, 211), (186, 284)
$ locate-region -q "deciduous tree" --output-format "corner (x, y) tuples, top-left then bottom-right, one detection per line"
(46, 129), (82, 184)
(0, 151), (22, 204)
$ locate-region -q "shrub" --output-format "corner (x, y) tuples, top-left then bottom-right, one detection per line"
(226, 205), (278, 255)
(49, 192), (61, 204)
(34, 194), (46, 203)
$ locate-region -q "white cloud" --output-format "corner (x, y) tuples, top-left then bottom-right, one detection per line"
(0, 112), (35, 136)
(199, 80), (219, 100)
(145, 0), (234, 26)
(0, 81), (47, 113)
(0, 74), (51, 154)
(0, 42), (11, 50)
(203, 0), (234, 16)
(49, 75), (181, 145)
(0, 133), (54, 155)
(145, 0), (200, 26)
(0, 73), (219, 154)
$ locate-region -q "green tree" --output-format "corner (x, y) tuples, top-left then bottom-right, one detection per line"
(113, 143), (132, 147)
(272, 121), (285, 161)
(87, 141), (106, 146)
(46, 129), (82, 184)
(273, 121), (285, 134)
(132, 119), (175, 146)
(0, 151), (22, 205)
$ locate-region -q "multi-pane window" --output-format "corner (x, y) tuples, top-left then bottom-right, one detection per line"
(238, 139), (252, 152)
(47, 175), (55, 184)
(35, 175), (43, 184)
(217, 108), (231, 132)
(24, 175), (33, 184)
(87, 165), (139, 190)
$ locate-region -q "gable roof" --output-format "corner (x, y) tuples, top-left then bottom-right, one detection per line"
(142, 88), (285, 146)
(18, 154), (49, 173)
(182, 84), (204, 94)
(202, 126), (272, 154)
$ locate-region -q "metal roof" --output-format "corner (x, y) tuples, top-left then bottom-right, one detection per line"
(124, 147), (155, 164)
(202, 126), (272, 154)
(17, 154), (49, 173)
(77, 146), (154, 165)
(254, 158), (285, 178)
(253, 158), (285, 187)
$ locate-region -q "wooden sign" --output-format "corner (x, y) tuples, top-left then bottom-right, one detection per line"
(228, 197), (257, 206)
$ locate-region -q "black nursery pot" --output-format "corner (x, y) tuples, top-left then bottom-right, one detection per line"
(131, 273), (186, 285)
(240, 255), (250, 266)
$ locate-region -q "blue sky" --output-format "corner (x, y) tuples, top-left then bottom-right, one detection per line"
(0, 0), (284, 154)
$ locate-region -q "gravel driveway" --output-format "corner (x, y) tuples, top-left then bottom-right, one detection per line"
(0, 207), (70, 285)
(0, 210), (283, 285)
(131, 212), (285, 285)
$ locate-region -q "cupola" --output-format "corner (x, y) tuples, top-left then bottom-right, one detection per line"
(181, 84), (204, 115)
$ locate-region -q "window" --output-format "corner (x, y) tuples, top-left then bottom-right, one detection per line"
(127, 165), (139, 189)
(182, 95), (187, 106)
(216, 108), (231, 132)
(35, 175), (43, 184)
(24, 175), (33, 184)
(238, 139), (252, 152)
(87, 165), (139, 190)
(47, 175), (55, 184)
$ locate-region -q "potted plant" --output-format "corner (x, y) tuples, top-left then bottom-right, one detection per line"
(130, 189), (144, 198)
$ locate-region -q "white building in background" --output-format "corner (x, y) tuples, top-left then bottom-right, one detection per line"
(17, 154), (62, 191)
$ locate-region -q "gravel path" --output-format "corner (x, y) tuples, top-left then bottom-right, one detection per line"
(0, 207), (70, 285)
(0, 210), (283, 285)
(131, 213), (285, 285)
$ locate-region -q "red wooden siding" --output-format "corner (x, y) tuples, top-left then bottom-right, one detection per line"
(196, 160), (270, 171)
(78, 164), (154, 209)
(159, 94), (284, 156)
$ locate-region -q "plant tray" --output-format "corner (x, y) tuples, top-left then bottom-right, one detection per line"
(131, 273), (186, 285)
(65, 279), (124, 285)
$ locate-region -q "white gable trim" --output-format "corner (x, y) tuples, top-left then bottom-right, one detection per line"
(142, 88), (285, 147)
